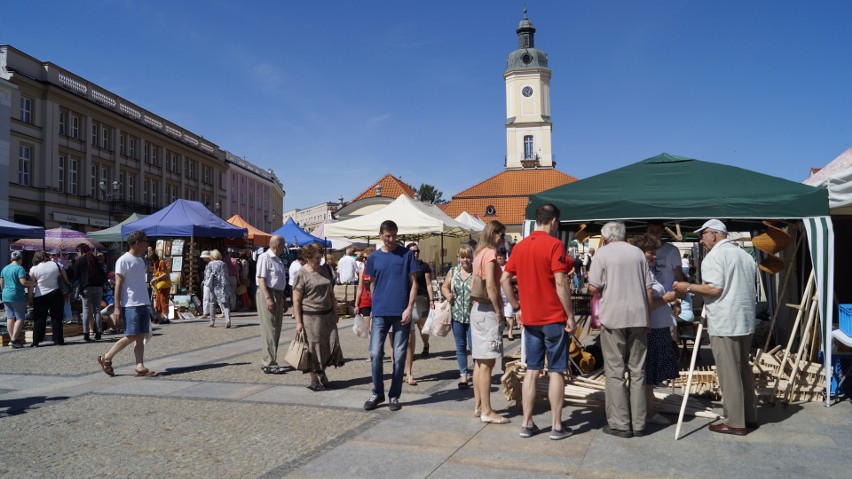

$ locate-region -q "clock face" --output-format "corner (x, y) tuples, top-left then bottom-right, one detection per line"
(522, 86), (533, 97)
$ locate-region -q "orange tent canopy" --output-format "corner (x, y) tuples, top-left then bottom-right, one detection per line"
(226, 215), (271, 247)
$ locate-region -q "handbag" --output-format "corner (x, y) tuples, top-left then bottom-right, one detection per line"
(55, 262), (72, 295)
(470, 262), (488, 301)
(284, 331), (311, 371)
(431, 300), (453, 337)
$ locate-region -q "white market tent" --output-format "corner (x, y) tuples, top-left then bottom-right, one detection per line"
(454, 211), (486, 232)
(310, 220), (370, 251)
(324, 195), (476, 239)
(804, 147), (852, 214)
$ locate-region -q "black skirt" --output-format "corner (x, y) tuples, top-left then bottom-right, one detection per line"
(645, 327), (679, 385)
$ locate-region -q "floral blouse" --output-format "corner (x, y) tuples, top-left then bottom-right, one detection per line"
(449, 266), (472, 324)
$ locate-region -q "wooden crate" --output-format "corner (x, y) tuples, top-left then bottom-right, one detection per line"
(25, 324), (82, 342)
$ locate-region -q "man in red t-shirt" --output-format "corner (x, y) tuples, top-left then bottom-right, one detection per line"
(501, 203), (576, 440)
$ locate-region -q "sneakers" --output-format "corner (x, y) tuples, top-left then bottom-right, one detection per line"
(363, 394), (386, 411)
(549, 423), (574, 440)
(388, 398), (401, 411)
(602, 425), (633, 438)
(8, 340), (24, 349)
(519, 423), (540, 438)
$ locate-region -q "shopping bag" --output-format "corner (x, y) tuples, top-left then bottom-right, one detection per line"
(590, 292), (601, 329)
(284, 332), (311, 371)
(352, 313), (368, 338)
(421, 307), (435, 336)
(430, 301), (452, 337)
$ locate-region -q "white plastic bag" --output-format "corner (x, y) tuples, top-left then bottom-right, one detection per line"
(430, 301), (453, 337)
(421, 307), (435, 336)
(352, 313), (368, 338)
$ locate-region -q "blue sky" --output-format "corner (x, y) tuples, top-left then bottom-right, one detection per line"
(4, 1), (851, 211)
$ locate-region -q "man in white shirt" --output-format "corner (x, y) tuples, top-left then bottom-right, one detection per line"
(336, 246), (357, 284)
(97, 230), (157, 378)
(256, 235), (289, 374)
(673, 219), (757, 436)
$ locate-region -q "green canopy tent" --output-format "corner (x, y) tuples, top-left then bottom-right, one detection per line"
(527, 153), (835, 405)
(88, 213), (149, 243)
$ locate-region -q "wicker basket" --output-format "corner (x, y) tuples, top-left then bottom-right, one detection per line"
(759, 254), (784, 275)
(752, 220), (791, 254)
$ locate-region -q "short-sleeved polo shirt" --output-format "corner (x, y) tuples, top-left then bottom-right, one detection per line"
(503, 231), (571, 326)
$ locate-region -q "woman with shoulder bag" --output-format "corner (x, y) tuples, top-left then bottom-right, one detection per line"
(293, 244), (340, 391)
(470, 221), (509, 424)
(74, 243), (106, 341)
(28, 251), (70, 346)
(441, 244), (475, 390)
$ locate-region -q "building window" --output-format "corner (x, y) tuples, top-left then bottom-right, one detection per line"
(58, 155), (66, 192)
(90, 164), (98, 197)
(119, 134), (126, 156)
(203, 165), (211, 185)
(128, 174), (135, 201)
(100, 167), (110, 200)
(168, 152), (178, 173)
(170, 185), (177, 203)
(18, 145), (31, 185)
(129, 137), (136, 159)
(151, 145), (158, 166)
(143, 177), (148, 204)
(91, 123), (99, 146)
(151, 178), (160, 207)
(19, 97), (32, 123)
(101, 126), (110, 150)
(524, 135), (534, 160)
(59, 111), (67, 136)
(70, 114), (79, 139)
(69, 158), (79, 195)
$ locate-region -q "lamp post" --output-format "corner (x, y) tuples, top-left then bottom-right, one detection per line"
(99, 180), (121, 226)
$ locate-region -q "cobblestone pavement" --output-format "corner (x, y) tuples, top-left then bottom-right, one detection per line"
(1, 312), (850, 479)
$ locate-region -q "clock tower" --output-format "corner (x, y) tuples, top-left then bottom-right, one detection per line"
(504, 9), (553, 169)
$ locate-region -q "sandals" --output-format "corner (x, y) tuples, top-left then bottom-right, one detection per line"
(133, 368), (158, 377)
(480, 414), (511, 424)
(319, 372), (330, 388)
(97, 356), (115, 377)
(225, 321), (231, 329)
(405, 375), (418, 386)
(307, 383), (326, 392)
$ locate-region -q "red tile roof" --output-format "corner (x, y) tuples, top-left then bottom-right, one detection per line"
(442, 169), (578, 226)
(350, 174), (417, 203)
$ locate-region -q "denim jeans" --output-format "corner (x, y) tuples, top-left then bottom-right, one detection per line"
(369, 316), (411, 399)
(451, 320), (472, 376)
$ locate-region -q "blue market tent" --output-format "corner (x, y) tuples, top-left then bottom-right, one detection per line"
(0, 218), (45, 239)
(272, 218), (331, 247)
(121, 200), (247, 239)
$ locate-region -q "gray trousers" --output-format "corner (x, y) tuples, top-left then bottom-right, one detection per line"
(601, 326), (648, 432)
(228, 276), (238, 312)
(709, 334), (757, 428)
(257, 289), (287, 368)
(80, 286), (103, 334)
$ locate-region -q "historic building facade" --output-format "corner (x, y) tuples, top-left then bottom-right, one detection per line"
(0, 45), (284, 234)
(442, 10), (576, 239)
(224, 151), (284, 232)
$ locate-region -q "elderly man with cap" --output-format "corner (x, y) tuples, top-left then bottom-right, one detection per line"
(673, 219), (758, 436)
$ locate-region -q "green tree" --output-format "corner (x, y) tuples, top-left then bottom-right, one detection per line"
(417, 183), (445, 204)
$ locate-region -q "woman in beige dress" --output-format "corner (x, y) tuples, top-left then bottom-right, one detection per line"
(293, 243), (342, 391)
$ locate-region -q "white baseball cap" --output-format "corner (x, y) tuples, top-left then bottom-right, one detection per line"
(694, 219), (728, 234)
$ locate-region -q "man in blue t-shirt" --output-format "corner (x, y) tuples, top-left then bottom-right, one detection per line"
(363, 220), (419, 412)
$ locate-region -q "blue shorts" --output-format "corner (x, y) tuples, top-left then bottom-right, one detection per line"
(122, 305), (151, 336)
(524, 322), (568, 373)
(3, 301), (27, 320)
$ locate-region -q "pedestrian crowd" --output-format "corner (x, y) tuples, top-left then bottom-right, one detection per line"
(2, 209), (759, 439)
